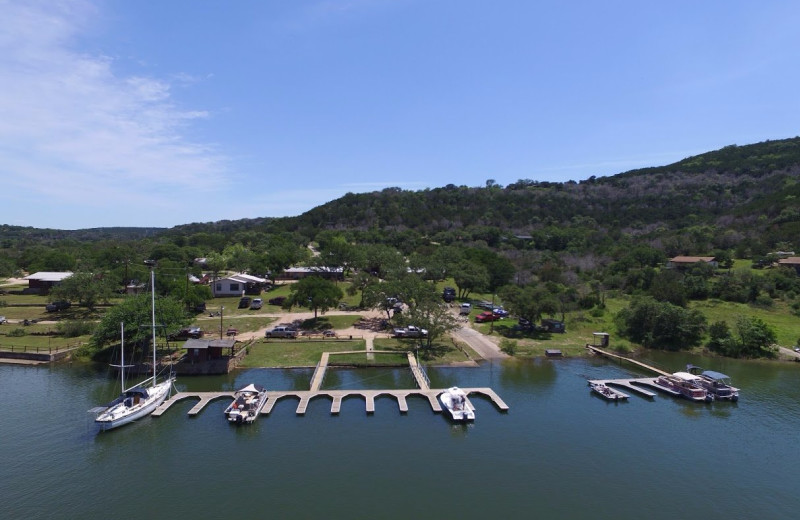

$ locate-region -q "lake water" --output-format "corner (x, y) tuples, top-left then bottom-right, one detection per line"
(1, 352), (799, 520)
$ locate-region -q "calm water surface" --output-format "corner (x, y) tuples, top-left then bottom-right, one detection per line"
(1, 353), (799, 520)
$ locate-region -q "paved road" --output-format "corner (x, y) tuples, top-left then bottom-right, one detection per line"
(452, 325), (508, 360)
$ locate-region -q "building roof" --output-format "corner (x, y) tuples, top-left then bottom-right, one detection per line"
(284, 266), (343, 274)
(669, 256), (716, 263)
(184, 338), (237, 349)
(218, 273), (267, 284)
(23, 272), (73, 282)
(778, 257), (800, 265)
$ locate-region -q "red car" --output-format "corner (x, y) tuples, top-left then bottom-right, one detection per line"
(475, 311), (500, 323)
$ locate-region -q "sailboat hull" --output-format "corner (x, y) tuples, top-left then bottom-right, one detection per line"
(95, 378), (174, 431)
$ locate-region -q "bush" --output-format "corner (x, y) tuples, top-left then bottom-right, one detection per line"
(614, 296), (706, 350)
(56, 320), (95, 338)
(499, 339), (517, 355)
(7, 328), (25, 337)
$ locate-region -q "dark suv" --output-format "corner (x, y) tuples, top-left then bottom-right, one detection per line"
(238, 297), (251, 309)
(45, 300), (71, 312)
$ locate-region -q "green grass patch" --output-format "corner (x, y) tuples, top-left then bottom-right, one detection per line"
(239, 339), (365, 367)
(372, 337), (471, 364)
(689, 299), (799, 347)
(328, 351), (409, 366)
(297, 314), (364, 331)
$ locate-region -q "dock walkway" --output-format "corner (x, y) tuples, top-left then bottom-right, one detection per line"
(153, 347), (508, 420)
(586, 345), (671, 377)
(155, 387), (509, 417)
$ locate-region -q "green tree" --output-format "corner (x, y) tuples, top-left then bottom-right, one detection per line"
(90, 293), (188, 356)
(614, 297), (706, 350)
(49, 272), (116, 310)
(283, 276), (343, 318)
(452, 260), (489, 299)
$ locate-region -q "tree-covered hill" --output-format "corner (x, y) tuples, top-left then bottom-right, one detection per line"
(273, 137), (800, 257)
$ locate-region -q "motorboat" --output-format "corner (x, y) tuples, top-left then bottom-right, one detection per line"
(224, 384), (268, 424)
(589, 381), (628, 401)
(674, 372), (713, 402)
(93, 263), (175, 430)
(686, 365), (740, 401)
(439, 387), (475, 421)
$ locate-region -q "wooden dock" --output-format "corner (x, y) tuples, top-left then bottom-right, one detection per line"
(586, 345), (671, 377)
(154, 387), (508, 417)
(152, 350), (508, 419)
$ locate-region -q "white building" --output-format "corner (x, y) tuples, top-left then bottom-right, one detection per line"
(211, 273), (267, 297)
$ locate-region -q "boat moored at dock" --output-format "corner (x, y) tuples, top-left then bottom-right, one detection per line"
(588, 381), (628, 401)
(224, 384), (268, 424)
(686, 365), (739, 401)
(654, 372), (712, 402)
(439, 386), (475, 421)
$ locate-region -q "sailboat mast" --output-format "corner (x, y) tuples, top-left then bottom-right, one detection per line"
(120, 322), (125, 392)
(148, 261), (157, 387)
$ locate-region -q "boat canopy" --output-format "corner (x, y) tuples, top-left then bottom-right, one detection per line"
(701, 370), (730, 381)
(238, 384), (264, 393)
(673, 371), (701, 381)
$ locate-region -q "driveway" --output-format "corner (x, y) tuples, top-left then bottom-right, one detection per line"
(452, 325), (508, 360)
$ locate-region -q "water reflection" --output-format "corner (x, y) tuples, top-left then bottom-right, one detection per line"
(499, 357), (557, 389)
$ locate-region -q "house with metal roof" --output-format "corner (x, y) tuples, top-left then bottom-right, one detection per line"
(211, 273), (268, 297)
(22, 272), (73, 295)
(666, 256), (718, 269)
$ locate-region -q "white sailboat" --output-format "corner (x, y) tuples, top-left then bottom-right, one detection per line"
(92, 262), (175, 431)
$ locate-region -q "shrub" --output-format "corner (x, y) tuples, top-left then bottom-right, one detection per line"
(7, 328), (25, 337)
(56, 320), (95, 338)
(499, 339), (517, 355)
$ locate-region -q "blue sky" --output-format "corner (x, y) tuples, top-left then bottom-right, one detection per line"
(1, 1), (799, 230)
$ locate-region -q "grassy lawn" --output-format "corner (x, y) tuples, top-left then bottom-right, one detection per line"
(0, 329), (89, 351)
(472, 296), (636, 357)
(297, 314), (364, 331)
(373, 337), (473, 364)
(690, 299), (800, 347)
(328, 351), (409, 366)
(239, 339), (365, 367)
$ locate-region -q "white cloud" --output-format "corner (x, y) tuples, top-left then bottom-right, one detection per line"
(0, 0), (227, 224)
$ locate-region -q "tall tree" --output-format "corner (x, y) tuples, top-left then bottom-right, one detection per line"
(283, 276), (343, 318)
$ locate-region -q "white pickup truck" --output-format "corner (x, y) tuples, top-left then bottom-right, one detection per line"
(265, 326), (298, 338)
(392, 325), (428, 338)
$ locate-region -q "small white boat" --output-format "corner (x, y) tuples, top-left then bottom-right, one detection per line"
(589, 382), (628, 401)
(224, 384), (268, 424)
(439, 387), (475, 421)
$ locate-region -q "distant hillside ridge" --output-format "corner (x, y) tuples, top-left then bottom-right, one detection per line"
(275, 137), (800, 245)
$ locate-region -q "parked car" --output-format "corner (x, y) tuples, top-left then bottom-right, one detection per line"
(540, 319), (566, 333)
(475, 311), (500, 323)
(45, 300), (71, 312)
(265, 326), (298, 338)
(0, 316), (7, 324)
(226, 327), (238, 336)
(268, 296), (286, 306)
(492, 307), (509, 318)
(238, 297), (251, 309)
(459, 303), (472, 315)
(322, 329), (337, 338)
(476, 300), (494, 310)
(442, 287), (456, 303)
(250, 298), (263, 310)
(168, 327), (204, 341)
(393, 325), (428, 338)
